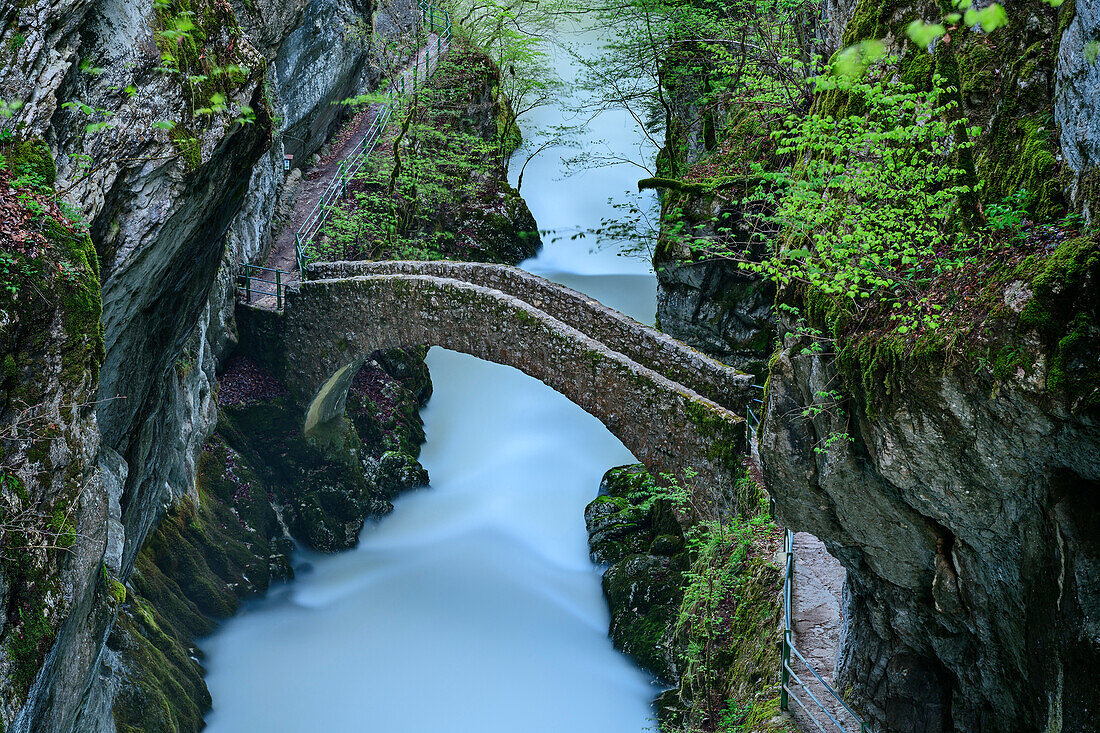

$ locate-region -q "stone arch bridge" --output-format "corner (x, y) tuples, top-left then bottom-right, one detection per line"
(240, 260), (755, 508)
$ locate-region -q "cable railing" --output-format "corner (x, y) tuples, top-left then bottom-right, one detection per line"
(781, 528), (871, 733)
(237, 264), (296, 309)
(293, 2), (453, 274)
(749, 387), (869, 732)
(746, 383), (764, 439)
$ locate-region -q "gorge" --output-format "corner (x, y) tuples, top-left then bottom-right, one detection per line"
(0, 0), (1098, 731)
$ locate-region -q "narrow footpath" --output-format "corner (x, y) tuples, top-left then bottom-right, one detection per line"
(789, 532), (859, 732)
(244, 34), (443, 308)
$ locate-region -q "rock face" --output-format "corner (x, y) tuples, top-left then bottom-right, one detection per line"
(656, 258), (775, 376)
(0, 151), (106, 730)
(646, 0), (1100, 729)
(761, 318), (1100, 731)
(1056, 0), (1100, 223)
(758, 230), (1100, 733)
(585, 465), (686, 684)
(0, 0), (418, 728)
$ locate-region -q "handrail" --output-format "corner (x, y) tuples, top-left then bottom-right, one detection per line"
(780, 527), (871, 732)
(293, 1), (452, 274)
(238, 263), (294, 310)
(747, 382), (763, 438)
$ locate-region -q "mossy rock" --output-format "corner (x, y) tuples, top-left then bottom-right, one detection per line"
(603, 553), (683, 682)
(4, 138), (56, 187)
(1016, 235), (1100, 407)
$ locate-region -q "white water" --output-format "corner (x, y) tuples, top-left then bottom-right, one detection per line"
(201, 24), (661, 733)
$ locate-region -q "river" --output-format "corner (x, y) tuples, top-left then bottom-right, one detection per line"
(200, 24), (661, 733)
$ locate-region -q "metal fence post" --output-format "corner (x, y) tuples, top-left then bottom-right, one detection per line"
(245, 265), (252, 302)
(781, 629), (791, 711)
(276, 269), (282, 310)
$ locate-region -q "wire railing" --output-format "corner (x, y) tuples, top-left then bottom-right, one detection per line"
(237, 264), (296, 309)
(746, 383), (764, 439)
(781, 528), (871, 733)
(293, 2), (453, 274)
(749, 385), (869, 732)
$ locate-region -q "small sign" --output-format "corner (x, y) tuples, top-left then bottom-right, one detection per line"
(283, 155), (294, 171)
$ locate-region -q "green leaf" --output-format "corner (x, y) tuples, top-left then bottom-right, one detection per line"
(1086, 41), (1100, 65)
(976, 4), (1008, 32)
(906, 20), (946, 48)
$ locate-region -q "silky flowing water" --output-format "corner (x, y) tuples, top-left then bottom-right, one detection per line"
(201, 25), (661, 732)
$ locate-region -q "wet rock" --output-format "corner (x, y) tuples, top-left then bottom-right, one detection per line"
(585, 465), (686, 684)
(376, 451), (428, 498)
(603, 553), (683, 683)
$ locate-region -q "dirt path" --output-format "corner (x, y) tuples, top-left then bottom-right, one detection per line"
(788, 532), (860, 732)
(243, 34), (444, 308)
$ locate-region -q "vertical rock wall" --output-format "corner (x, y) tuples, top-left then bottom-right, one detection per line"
(0, 0), (418, 728)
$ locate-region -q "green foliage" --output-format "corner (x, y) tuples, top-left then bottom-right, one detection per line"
(986, 188), (1032, 233)
(318, 45), (529, 263)
(167, 124), (201, 171)
(659, 473), (787, 733)
(739, 63), (975, 332)
(0, 251), (36, 298)
(152, 0), (257, 125)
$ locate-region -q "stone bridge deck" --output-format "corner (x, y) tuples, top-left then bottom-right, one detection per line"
(309, 260), (755, 412)
(241, 261), (753, 511)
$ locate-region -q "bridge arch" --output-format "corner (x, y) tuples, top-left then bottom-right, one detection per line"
(260, 267), (750, 507)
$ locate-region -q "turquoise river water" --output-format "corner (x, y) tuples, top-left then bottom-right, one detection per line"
(200, 24), (661, 732)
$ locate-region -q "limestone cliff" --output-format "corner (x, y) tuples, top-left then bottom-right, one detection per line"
(651, 0), (1100, 730)
(761, 247), (1099, 730)
(0, 0), (419, 728)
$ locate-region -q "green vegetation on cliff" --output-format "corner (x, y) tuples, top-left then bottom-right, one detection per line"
(315, 42), (540, 265)
(630, 0), (1095, 414)
(0, 136), (104, 710)
(587, 465), (790, 733)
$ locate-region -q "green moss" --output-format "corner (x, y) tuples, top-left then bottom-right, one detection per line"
(47, 503), (76, 548)
(108, 577), (128, 606)
(1012, 236), (1099, 404)
(979, 116), (1063, 221)
(990, 346), (1023, 381)
(4, 138), (57, 187)
(685, 399), (743, 464)
(167, 125), (201, 171)
(840, 0), (892, 46)
(9, 595), (55, 697)
(39, 218), (105, 385)
(1017, 236), (1098, 332)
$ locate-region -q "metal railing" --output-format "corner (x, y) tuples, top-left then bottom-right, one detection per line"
(237, 264), (296, 309)
(781, 528), (871, 733)
(746, 383), (764, 439)
(293, 2), (452, 274)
